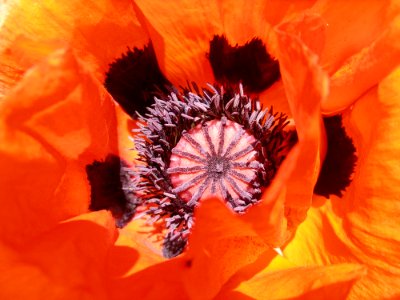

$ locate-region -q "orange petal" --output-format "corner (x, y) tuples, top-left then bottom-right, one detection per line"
(0, 211), (117, 299)
(283, 201), (357, 267)
(243, 145), (300, 246)
(259, 13), (327, 118)
(106, 218), (190, 300)
(273, 22), (328, 236)
(108, 218), (165, 277)
(134, 0), (222, 87)
(0, 0), (147, 97)
(284, 67), (400, 299)
(339, 66), (400, 298)
(259, 81), (292, 118)
(107, 258), (188, 300)
(217, 263), (365, 300)
(322, 15), (400, 114)
(262, 0), (317, 26)
(311, 0), (396, 74)
(216, 0), (273, 45)
(244, 16), (328, 247)
(0, 49), (118, 246)
(181, 198), (268, 300)
(276, 13), (326, 57)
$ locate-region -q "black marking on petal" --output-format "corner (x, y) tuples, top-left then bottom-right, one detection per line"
(86, 154), (139, 228)
(104, 42), (172, 117)
(208, 35), (280, 93)
(314, 115), (357, 198)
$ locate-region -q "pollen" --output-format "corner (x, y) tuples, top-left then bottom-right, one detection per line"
(167, 117), (262, 209)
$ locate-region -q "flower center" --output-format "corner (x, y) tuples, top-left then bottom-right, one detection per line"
(207, 155), (230, 177)
(167, 117), (262, 208)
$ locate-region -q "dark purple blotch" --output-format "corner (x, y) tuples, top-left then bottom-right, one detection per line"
(86, 154), (139, 228)
(314, 115), (357, 198)
(208, 35), (280, 93)
(104, 42), (172, 117)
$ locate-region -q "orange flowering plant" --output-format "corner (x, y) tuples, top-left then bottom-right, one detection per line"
(1, 1), (400, 299)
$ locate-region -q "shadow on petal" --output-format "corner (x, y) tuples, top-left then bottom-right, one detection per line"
(107, 258), (187, 300)
(1, 211), (117, 299)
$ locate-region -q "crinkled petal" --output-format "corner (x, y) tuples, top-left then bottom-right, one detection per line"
(276, 13), (326, 57)
(217, 263), (365, 300)
(260, 13), (327, 117)
(133, 0), (222, 87)
(322, 15), (400, 114)
(243, 146), (300, 246)
(311, 0), (397, 74)
(283, 200), (358, 266)
(273, 21), (328, 239)
(181, 198), (268, 300)
(262, 0), (316, 26)
(0, 211), (117, 299)
(284, 66), (400, 299)
(342, 66), (400, 299)
(0, 49), (118, 246)
(0, 0), (147, 97)
(236, 15), (327, 250)
(216, 0), (273, 45)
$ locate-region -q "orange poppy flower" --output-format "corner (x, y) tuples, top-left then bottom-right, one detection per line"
(1, 1), (399, 299)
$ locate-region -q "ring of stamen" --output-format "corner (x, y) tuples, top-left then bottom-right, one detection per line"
(132, 84), (296, 257)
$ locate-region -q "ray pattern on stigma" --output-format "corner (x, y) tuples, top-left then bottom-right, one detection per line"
(167, 117), (263, 209)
